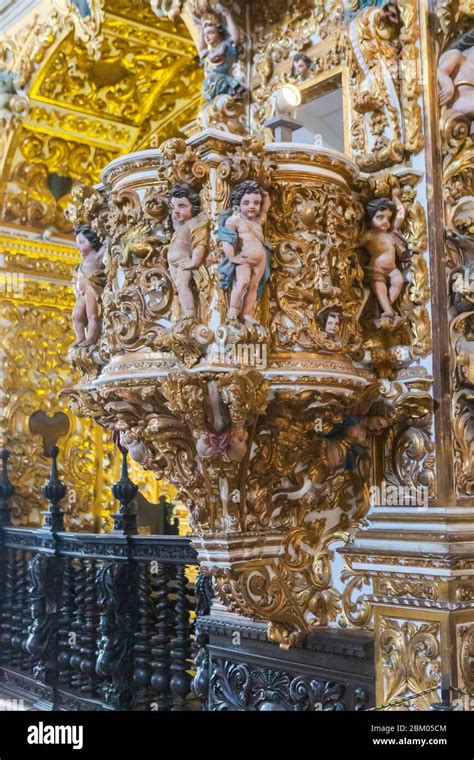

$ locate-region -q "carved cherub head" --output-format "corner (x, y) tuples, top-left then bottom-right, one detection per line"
(74, 224), (103, 256)
(169, 183), (201, 226)
(382, 2), (401, 27)
(291, 53), (313, 80)
(324, 310), (341, 337)
(231, 180), (264, 220)
(203, 19), (226, 46)
(365, 197), (397, 233)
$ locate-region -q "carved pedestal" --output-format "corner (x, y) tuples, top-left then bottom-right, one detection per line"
(344, 506), (474, 709)
(194, 615), (375, 711)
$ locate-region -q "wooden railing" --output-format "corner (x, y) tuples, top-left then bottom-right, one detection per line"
(0, 449), (212, 711)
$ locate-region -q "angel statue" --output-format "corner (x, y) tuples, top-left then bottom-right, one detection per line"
(195, 5), (246, 102)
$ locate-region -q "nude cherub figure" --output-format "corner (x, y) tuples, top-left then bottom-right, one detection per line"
(438, 29), (474, 123)
(360, 189), (407, 322)
(72, 224), (106, 347)
(193, 381), (249, 463)
(167, 184), (209, 320)
(218, 180), (271, 325)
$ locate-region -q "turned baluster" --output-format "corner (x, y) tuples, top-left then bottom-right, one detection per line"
(0, 548), (16, 664)
(192, 572), (214, 709)
(25, 552), (62, 690)
(150, 563), (174, 711)
(79, 559), (101, 696)
(133, 562), (156, 710)
(20, 552), (35, 672)
(0, 449), (14, 527)
(170, 565), (192, 711)
(96, 560), (138, 710)
(11, 551), (30, 669)
(69, 558), (87, 691)
(0, 450), (14, 664)
(57, 556), (75, 686)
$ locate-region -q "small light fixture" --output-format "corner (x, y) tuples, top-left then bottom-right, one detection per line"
(264, 84), (303, 142)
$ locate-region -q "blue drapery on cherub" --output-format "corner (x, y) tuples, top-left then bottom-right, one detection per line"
(323, 416), (365, 471)
(344, 0), (389, 20)
(217, 209), (272, 300)
(201, 40), (243, 102)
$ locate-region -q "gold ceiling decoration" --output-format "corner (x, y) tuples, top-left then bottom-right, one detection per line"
(2, 128), (115, 232)
(30, 24), (198, 129)
(0, 0), (202, 237)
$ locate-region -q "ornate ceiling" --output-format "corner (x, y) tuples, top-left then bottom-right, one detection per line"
(0, 0), (202, 238)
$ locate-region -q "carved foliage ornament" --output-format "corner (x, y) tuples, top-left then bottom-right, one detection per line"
(436, 2), (474, 496)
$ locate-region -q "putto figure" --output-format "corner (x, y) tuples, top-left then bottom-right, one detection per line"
(360, 188), (407, 324)
(322, 310), (341, 339)
(438, 29), (474, 123)
(218, 180), (271, 325)
(72, 224), (106, 347)
(290, 53), (313, 81)
(196, 7), (245, 102)
(168, 183), (209, 320)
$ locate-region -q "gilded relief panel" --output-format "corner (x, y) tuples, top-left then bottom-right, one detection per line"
(435, 1), (474, 496)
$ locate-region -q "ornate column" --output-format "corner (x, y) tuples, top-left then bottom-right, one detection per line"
(340, 0), (474, 709)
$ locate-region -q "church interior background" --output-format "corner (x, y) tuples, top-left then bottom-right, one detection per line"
(0, 0), (473, 716)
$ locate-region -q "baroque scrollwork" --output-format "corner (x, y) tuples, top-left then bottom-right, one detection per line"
(209, 657), (350, 711)
(2, 130), (115, 232)
(457, 623), (474, 690)
(379, 618), (441, 710)
(51, 0), (105, 60)
(347, 4), (405, 171)
(436, 3), (474, 496)
(269, 180), (365, 357)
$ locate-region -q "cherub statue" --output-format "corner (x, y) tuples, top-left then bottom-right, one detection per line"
(324, 414), (389, 471)
(193, 381), (249, 462)
(167, 183), (209, 320)
(218, 180), (271, 325)
(290, 53), (314, 81)
(195, 7), (245, 102)
(360, 189), (408, 324)
(438, 29), (474, 123)
(195, 424), (248, 462)
(321, 310), (341, 339)
(72, 224), (106, 347)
